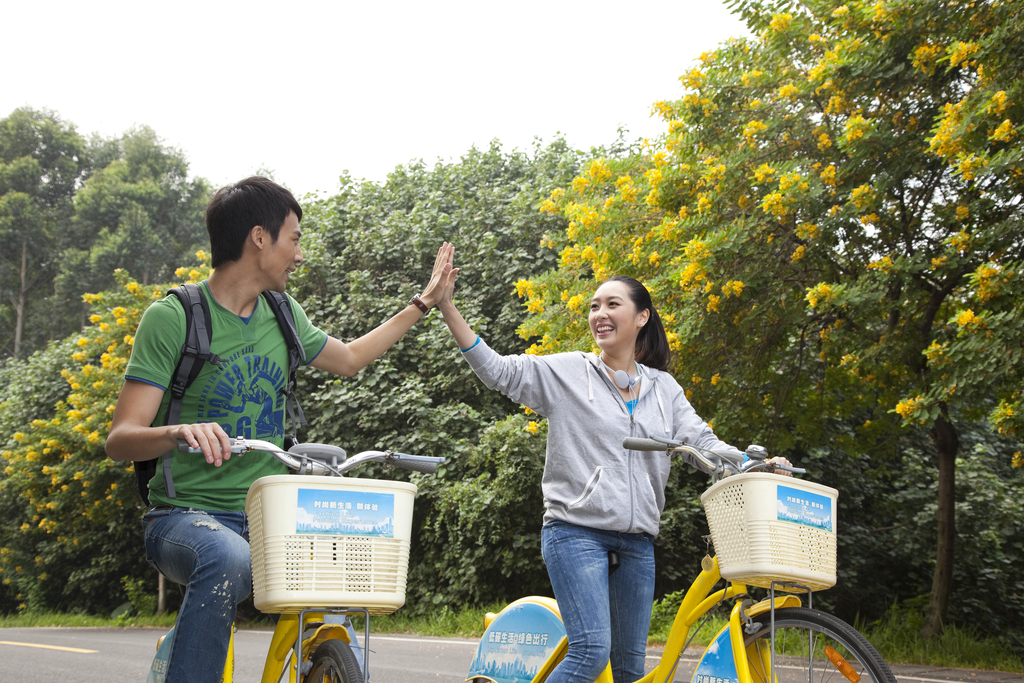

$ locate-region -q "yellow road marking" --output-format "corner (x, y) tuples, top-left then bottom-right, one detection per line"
(0, 640), (98, 653)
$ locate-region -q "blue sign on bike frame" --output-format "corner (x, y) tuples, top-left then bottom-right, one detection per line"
(295, 488), (395, 537)
(776, 484), (833, 532)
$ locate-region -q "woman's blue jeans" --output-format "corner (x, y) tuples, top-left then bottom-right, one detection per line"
(143, 507), (252, 683)
(542, 520), (656, 683)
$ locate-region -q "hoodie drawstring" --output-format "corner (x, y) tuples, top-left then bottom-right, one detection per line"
(655, 383), (669, 432)
(586, 359), (594, 401)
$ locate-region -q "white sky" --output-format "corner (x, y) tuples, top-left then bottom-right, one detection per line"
(3, 1), (749, 197)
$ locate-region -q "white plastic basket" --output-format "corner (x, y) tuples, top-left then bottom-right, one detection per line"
(246, 475), (417, 614)
(700, 473), (838, 591)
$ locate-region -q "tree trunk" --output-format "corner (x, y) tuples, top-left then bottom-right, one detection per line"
(14, 237), (27, 358)
(157, 572), (166, 616)
(922, 408), (958, 638)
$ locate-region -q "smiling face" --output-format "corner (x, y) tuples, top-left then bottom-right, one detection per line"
(589, 280), (650, 359)
(258, 210), (302, 292)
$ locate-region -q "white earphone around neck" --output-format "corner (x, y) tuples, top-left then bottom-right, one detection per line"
(601, 359), (642, 390)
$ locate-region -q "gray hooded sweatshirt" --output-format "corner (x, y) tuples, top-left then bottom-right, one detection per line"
(462, 338), (741, 537)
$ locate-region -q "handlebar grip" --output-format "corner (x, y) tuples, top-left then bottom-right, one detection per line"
(775, 464), (807, 475)
(391, 453), (446, 474)
(175, 439), (246, 454)
(622, 437), (669, 451)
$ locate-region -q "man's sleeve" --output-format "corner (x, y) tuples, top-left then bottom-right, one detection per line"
(287, 294), (330, 364)
(124, 297), (186, 390)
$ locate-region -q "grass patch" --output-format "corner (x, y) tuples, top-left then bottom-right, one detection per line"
(0, 610), (177, 629)
(860, 604), (1023, 673)
(349, 603), (503, 638)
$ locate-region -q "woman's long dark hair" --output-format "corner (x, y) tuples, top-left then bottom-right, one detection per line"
(603, 276), (671, 371)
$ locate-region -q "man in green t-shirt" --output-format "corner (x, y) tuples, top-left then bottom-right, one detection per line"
(106, 176), (454, 683)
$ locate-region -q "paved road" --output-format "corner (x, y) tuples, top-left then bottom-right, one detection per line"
(0, 627), (1017, 683)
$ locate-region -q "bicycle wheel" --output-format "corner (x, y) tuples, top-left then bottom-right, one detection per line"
(306, 638), (363, 683)
(744, 607), (896, 683)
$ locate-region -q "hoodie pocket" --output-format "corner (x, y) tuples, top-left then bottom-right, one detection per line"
(567, 467), (604, 509)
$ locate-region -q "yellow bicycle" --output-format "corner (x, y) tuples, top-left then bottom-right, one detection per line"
(147, 437), (444, 683)
(466, 437), (896, 683)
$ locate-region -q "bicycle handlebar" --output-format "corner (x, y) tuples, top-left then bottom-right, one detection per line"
(621, 437), (806, 481)
(176, 438), (445, 477)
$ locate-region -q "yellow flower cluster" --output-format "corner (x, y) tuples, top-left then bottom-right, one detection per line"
(867, 255), (893, 272)
(722, 280), (744, 298)
(778, 172), (806, 192)
(778, 83), (800, 99)
(586, 160), (612, 183)
(948, 231), (971, 254)
(924, 340), (946, 362)
(949, 41), (979, 69)
(651, 101), (674, 121)
(956, 205), (970, 221)
(681, 68), (706, 91)
(844, 114), (870, 143)
(796, 222), (820, 240)
(989, 91), (1008, 116)
(791, 245), (806, 262)
(912, 43), (943, 75)
(956, 154), (988, 181)
(974, 262), (1007, 302)
(929, 101), (967, 159)
(805, 283), (836, 308)
(820, 165), (837, 190)
(753, 164), (776, 183)
(741, 70), (763, 87)
(955, 309), (983, 329)
(990, 120), (1017, 143)
(895, 396), (923, 419)
(761, 191), (789, 218)
(769, 13), (793, 32)
(850, 184), (875, 210)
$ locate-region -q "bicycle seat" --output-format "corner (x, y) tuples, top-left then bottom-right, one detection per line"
(287, 443), (348, 464)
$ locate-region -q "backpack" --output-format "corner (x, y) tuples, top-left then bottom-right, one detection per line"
(133, 283), (307, 506)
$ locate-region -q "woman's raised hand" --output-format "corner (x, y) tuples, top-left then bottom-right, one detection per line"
(419, 242), (456, 308)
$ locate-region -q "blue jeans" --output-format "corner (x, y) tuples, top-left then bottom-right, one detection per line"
(143, 508), (252, 683)
(542, 521), (656, 683)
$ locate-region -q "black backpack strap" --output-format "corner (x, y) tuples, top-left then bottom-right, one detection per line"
(261, 290), (307, 438)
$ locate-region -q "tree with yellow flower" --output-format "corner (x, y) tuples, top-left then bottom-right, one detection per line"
(0, 264), (207, 612)
(534, 0), (1023, 639)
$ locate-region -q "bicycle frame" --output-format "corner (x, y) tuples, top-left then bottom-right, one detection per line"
(470, 556), (801, 683)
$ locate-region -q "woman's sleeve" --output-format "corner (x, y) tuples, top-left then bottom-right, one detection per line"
(460, 337), (562, 417)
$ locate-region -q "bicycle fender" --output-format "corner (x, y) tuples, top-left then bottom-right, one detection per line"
(302, 623), (351, 660)
(744, 595), (802, 619)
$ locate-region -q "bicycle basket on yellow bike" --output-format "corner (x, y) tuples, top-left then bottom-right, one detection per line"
(701, 473), (838, 591)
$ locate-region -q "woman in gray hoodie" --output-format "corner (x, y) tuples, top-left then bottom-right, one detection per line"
(437, 273), (748, 683)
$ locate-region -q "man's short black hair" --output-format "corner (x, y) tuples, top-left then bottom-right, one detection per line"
(205, 176), (303, 267)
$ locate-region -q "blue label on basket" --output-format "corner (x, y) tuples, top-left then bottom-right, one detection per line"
(295, 488), (395, 537)
(776, 485), (833, 531)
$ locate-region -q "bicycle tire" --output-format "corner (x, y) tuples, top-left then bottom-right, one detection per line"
(743, 607), (896, 683)
(306, 638), (363, 683)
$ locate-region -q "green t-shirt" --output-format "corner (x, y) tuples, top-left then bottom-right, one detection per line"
(125, 281), (329, 511)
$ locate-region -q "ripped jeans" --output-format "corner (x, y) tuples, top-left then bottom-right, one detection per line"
(143, 507), (252, 683)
